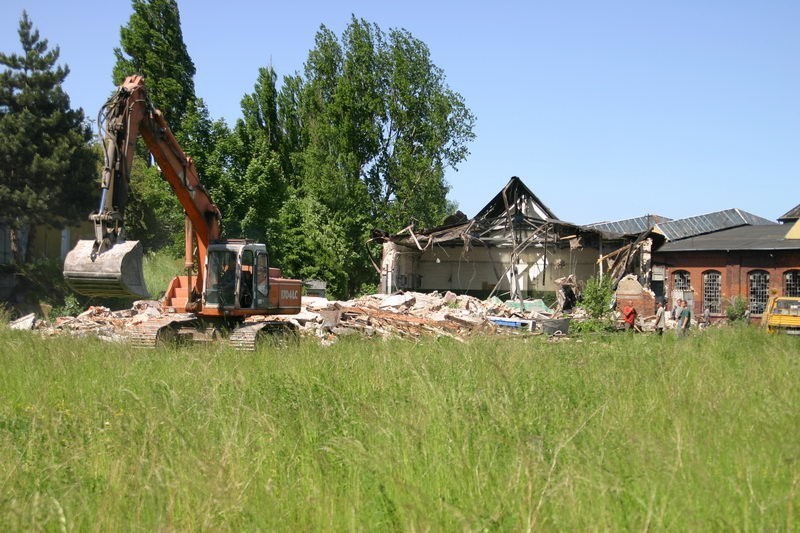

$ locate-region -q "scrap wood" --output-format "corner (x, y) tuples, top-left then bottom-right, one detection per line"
(339, 305), (462, 331)
(596, 243), (631, 264)
(337, 304), (495, 339)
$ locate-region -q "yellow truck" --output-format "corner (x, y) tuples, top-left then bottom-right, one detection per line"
(762, 295), (800, 335)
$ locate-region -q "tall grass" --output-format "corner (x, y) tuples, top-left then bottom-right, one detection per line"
(0, 326), (798, 530)
(142, 251), (184, 300)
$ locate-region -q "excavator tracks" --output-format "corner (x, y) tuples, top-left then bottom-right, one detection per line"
(128, 315), (296, 351)
(228, 321), (297, 351)
(127, 314), (200, 348)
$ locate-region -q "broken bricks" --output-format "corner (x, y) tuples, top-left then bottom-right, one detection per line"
(10, 290), (567, 345)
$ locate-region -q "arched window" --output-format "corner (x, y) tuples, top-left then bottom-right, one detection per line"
(702, 270), (721, 313)
(748, 270), (770, 314)
(785, 270), (800, 297)
(672, 270), (690, 292)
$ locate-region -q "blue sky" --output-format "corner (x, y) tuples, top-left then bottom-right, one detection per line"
(2, 1), (798, 224)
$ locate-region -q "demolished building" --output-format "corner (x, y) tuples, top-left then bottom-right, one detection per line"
(376, 177), (645, 306)
(377, 176), (799, 324)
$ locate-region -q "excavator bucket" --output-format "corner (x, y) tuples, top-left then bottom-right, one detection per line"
(63, 240), (149, 299)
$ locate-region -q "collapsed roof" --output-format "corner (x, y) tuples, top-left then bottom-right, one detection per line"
(473, 176), (557, 222)
(376, 176), (786, 291)
(380, 176), (623, 251)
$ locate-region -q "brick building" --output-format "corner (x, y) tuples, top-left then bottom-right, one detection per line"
(652, 223), (800, 321)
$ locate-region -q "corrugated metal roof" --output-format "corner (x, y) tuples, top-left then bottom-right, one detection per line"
(778, 203), (800, 223)
(654, 208), (775, 241)
(587, 214), (672, 236)
(656, 224), (799, 252)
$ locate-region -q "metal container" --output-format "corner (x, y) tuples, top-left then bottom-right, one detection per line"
(540, 317), (570, 335)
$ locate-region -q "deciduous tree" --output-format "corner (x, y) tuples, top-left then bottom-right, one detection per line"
(300, 18), (475, 230)
(112, 0), (209, 254)
(233, 18), (476, 297)
(293, 17), (476, 295)
(230, 67), (289, 244)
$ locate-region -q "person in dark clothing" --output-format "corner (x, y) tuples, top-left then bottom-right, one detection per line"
(677, 300), (692, 336)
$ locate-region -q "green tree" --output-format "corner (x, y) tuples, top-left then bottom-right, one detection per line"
(276, 73), (305, 179)
(379, 26), (475, 229)
(0, 11), (97, 262)
(176, 97), (236, 233)
(300, 18), (476, 229)
(273, 195), (351, 298)
(113, 0), (196, 132)
(293, 17), (476, 295)
(580, 275), (615, 319)
(122, 158), (183, 253)
(229, 67), (289, 244)
(726, 296), (748, 322)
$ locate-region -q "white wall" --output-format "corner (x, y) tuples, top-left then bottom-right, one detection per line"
(383, 241), (601, 295)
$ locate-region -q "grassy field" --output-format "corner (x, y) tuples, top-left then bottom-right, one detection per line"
(142, 252), (184, 301)
(0, 325), (798, 531)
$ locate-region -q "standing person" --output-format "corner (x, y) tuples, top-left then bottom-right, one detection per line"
(622, 301), (638, 332)
(654, 299), (666, 336)
(702, 306), (711, 328)
(677, 299), (692, 336)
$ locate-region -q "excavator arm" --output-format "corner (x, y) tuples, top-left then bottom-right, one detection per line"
(64, 75), (222, 301)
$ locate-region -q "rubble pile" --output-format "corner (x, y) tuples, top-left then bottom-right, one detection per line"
(9, 291), (561, 345)
(10, 305), (144, 343)
(291, 291), (508, 342)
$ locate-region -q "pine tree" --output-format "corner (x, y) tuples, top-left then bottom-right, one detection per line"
(0, 11), (97, 262)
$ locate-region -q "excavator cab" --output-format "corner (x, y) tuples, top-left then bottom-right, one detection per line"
(204, 243), (262, 310)
(205, 248), (237, 307)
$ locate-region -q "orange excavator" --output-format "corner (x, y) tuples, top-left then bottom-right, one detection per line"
(63, 75), (301, 348)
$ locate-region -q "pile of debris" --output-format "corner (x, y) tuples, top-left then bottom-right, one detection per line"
(8, 291), (570, 345)
(283, 291), (513, 343)
(9, 304), (157, 343)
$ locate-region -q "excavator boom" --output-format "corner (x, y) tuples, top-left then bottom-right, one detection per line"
(64, 75), (221, 300)
(63, 75), (302, 346)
